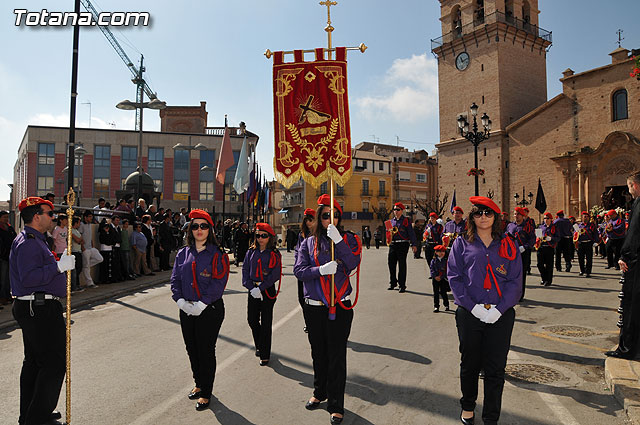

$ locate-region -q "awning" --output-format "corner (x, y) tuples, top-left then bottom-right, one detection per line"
(278, 209), (289, 214)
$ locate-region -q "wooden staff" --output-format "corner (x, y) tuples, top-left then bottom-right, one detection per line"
(65, 188), (76, 425)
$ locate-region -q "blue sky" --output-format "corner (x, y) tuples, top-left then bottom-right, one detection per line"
(1, 0), (639, 202)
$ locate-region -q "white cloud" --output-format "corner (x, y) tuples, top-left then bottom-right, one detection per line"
(29, 113), (70, 127)
(356, 54), (439, 123)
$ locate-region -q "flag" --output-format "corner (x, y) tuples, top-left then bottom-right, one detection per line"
(233, 135), (250, 194)
(216, 119), (234, 185)
(535, 178), (547, 214)
(248, 152), (256, 202)
(450, 189), (457, 213)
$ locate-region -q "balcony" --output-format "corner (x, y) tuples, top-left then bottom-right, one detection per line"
(431, 10), (552, 53)
(280, 196), (303, 208)
(378, 190), (389, 197)
(204, 127), (246, 136)
(361, 189), (371, 196)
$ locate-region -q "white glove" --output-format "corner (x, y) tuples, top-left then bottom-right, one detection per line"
(57, 249), (76, 273)
(250, 287), (263, 299)
(319, 261), (338, 276)
(176, 298), (193, 315)
(518, 245), (525, 253)
(327, 224), (342, 244)
(190, 301), (208, 316)
(482, 307), (502, 324)
(593, 243), (598, 247)
(471, 304), (489, 321)
(545, 236), (551, 241)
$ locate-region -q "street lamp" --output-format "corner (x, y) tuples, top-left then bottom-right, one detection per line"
(116, 96), (166, 204)
(457, 102), (491, 196)
(514, 187), (534, 208)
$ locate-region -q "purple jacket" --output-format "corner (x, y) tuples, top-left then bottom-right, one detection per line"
(242, 248), (281, 292)
(447, 236), (522, 314)
(553, 217), (573, 238)
(444, 219), (466, 235)
(606, 217), (626, 240)
(390, 216), (418, 246)
(576, 222), (598, 243)
(9, 226), (66, 297)
(506, 219), (535, 250)
(294, 232), (361, 303)
(170, 244), (229, 304)
(430, 255), (447, 279)
(538, 223), (559, 248)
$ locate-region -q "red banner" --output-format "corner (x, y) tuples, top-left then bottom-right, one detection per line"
(272, 48), (352, 188)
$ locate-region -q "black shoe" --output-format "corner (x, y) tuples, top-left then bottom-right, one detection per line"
(303, 326), (308, 333)
(433, 307), (439, 313)
(460, 410), (475, 425)
(387, 285), (396, 290)
(544, 281), (551, 286)
(305, 398), (324, 410)
(579, 272), (584, 276)
(188, 389), (201, 400)
(145, 273), (156, 276)
(50, 411), (62, 420)
(540, 280), (546, 285)
(615, 266), (620, 270)
(196, 399), (210, 410)
(330, 415), (344, 424)
(565, 267), (571, 272)
(586, 274), (591, 278)
(255, 349), (260, 357)
(260, 359), (269, 366)
(556, 268), (562, 272)
(605, 266), (613, 269)
(399, 287), (406, 293)
(445, 306), (450, 311)
(605, 349), (634, 359)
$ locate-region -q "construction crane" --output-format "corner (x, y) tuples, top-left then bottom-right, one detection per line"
(80, 0), (158, 130)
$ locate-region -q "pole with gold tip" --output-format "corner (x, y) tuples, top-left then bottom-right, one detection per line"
(65, 187), (76, 424)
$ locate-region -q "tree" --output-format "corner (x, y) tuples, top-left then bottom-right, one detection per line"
(413, 192), (449, 219)
(371, 204), (393, 243)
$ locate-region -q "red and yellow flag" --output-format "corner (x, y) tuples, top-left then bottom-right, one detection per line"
(272, 47), (352, 188)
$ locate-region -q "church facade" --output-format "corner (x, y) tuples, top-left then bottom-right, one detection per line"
(432, 0), (639, 218)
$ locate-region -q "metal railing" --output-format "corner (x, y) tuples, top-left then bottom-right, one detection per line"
(361, 189), (371, 196)
(204, 127), (246, 136)
(431, 10), (552, 52)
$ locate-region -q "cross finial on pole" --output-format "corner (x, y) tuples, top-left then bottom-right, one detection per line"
(319, 0), (337, 58)
(616, 29), (624, 48)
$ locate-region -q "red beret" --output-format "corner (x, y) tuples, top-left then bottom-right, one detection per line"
(394, 202), (405, 210)
(255, 222), (275, 236)
(304, 208), (316, 217)
(556, 210), (564, 216)
(452, 206), (463, 213)
(607, 209), (616, 216)
(469, 196), (501, 214)
(523, 207), (529, 214)
(429, 212), (438, 218)
(433, 245), (446, 252)
(568, 216), (575, 220)
(189, 209), (213, 227)
(581, 211), (590, 216)
(317, 194), (343, 215)
(543, 212), (553, 219)
(18, 196), (54, 212)
(514, 207), (527, 216)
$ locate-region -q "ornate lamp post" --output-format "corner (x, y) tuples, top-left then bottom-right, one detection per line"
(457, 102), (491, 196)
(514, 187), (534, 208)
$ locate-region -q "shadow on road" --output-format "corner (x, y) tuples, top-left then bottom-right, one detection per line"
(348, 340), (432, 365)
(510, 344), (605, 366)
(209, 396), (257, 425)
(518, 298), (614, 312)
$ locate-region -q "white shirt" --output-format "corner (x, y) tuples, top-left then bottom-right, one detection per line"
(79, 221), (93, 248)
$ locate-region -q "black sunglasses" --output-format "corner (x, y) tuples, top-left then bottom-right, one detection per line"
(393, 208), (402, 211)
(472, 210), (494, 218)
(191, 223), (210, 230)
(255, 233), (270, 239)
(38, 210), (55, 217)
(321, 212), (340, 220)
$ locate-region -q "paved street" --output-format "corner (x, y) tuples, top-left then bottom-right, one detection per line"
(0, 246), (631, 425)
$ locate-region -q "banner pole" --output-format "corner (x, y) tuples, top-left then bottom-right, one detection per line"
(330, 178), (335, 312)
(65, 188), (76, 425)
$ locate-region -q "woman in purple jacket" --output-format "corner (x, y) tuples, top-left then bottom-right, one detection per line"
(294, 194), (361, 425)
(242, 222), (281, 366)
(447, 196), (522, 425)
(170, 209), (229, 411)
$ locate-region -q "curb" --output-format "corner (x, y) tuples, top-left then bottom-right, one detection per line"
(0, 273), (171, 332)
(604, 353), (640, 425)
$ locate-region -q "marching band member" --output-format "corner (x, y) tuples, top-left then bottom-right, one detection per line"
(242, 223), (281, 366)
(296, 208), (316, 333)
(447, 196), (522, 425)
(605, 209), (626, 270)
(537, 213), (559, 286)
(523, 208), (535, 275)
(171, 209), (229, 411)
(429, 244), (450, 312)
(386, 202), (417, 293)
(597, 214), (607, 259)
(553, 210), (573, 272)
(506, 207), (535, 301)
(423, 212), (443, 268)
(568, 216), (577, 262)
(443, 206), (467, 251)
(294, 195), (361, 425)
(575, 211), (598, 278)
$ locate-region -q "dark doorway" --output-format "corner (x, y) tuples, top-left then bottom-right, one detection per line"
(601, 185), (632, 210)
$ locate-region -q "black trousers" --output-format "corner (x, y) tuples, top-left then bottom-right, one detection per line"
(520, 249), (531, 300)
(455, 306), (515, 425)
(159, 246), (171, 270)
(388, 242), (410, 289)
(537, 246), (555, 284)
(617, 266), (640, 357)
(99, 250), (113, 283)
(431, 278), (449, 308)
(247, 286), (276, 361)
(555, 238), (572, 271)
(569, 238), (575, 261)
(364, 238), (370, 249)
(303, 301), (353, 415)
(375, 239), (380, 249)
(424, 242), (436, 267)
(577, 242), (594, 275)
(111, 247), (123, 281)
(179, 298), (225, 399)
(12, 300), (66, 425)
(607, 238), (624, 268)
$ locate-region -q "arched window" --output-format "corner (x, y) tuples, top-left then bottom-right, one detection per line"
(475, 0), (484, 24)
(451, 5), (462, 37)
(613, 89), (628, 121)
(522, 0), (531, 24)
(505, 0), (514, 22)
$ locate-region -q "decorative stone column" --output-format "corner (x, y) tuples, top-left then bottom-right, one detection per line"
(562, 168), (571, 212)
(577, 161), (584, 213)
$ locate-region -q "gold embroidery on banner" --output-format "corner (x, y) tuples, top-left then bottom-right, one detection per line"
(275, 68), (303, 97)
(316, 66), (345, 95)
(301, 126), (326, 137)
(277, 139), (299, 168)
(304, 71), (316, 82)
(331, 137), (350, 165)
